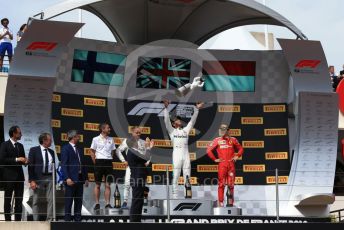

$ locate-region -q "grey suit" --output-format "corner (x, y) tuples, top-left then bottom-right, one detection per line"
(28, 146), (56, 221)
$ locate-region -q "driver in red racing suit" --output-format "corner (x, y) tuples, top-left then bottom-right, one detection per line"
(207, 124), (244, 207)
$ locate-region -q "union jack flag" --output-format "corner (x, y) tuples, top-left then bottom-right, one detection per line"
(136, 57), (191, 89)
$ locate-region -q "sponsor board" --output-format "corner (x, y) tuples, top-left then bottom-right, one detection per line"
(84, 148), (93, 156)
(189, 128), (196, 136)
(218, 105), (241, 113)
(152, 139), (172, 148)
(242, 141), (264, 148)
(84, 97), (106, 107)
(235, 177), (244, 184)
(263, 105), (286, 112)
(152, 164), (173, 172)
(178, 177), (197, 185)
(189, 152), (196, 161)
(52, 94), (61, 102)
(197, 165), (218, 172)
(55, 145), (60, 154)
(51, 119), (61, 128)
(265, 152), (288, 160)
(84, 122), (100, 131)
(241, 117), (263, 124)
(112, 162), (127, 171)
(264, 128), (287, 136)
(196, 141), (212, 148)
(114, 137), (125, 145)
(294, 59), (321, 73)
(243, 164), (265, 172)
(61, 133), (83, 142)
(266, 176), (288, 184)
(128, 126), (151, 134)
(218, 129), (241, 137)
(61, 108), (83, 117)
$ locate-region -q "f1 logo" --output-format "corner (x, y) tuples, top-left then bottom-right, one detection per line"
(26, 42), (57, 52)
(173, 203), (202, 211)
(295, 60), (321, 69)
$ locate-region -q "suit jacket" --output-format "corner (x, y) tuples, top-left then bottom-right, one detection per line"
(0, 140), (25, 181)
(61, 143), (87, 183)
(28, 146), (56, 183)
(127, 148), (148, 185)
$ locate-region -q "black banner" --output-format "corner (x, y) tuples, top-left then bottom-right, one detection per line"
(52, 93), (290, 185)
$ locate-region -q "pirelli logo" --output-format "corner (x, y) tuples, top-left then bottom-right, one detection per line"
(114, 137), (125, 145)
(52, 94), (61, 103)
(113, 162), (127, 171)
(178, 177), (197, 185)
(243, 164), (266, 172)
(84, 148), (93, 156)
(189, 128), (196, 136)
(190, 152), (196, 161)
(88, 173), (95, 182)
(264, 105), (286, 112)
(241, 117), (263, 124)
(242, 141), (264, 148)
(264, 128), (287, 136)
(146, 176), (152, 184)
(266, 176), (288, 184)
(152, 139), (172, 148)
(196, 141), (212, 148)
(235, 177), (244, 185)
(128, 126), (151, 135)
(265, 152), (288, 160)
(197, 165), (218, 172)
(84, 122), (100, 131)
(51, 119), (61, 128)
(61, 133), (83, 143)
(84, 97), (106, 107)
(55, 145), (61, 154)
(218, 105), (240, 113)
(152, 164), (173, 172)
(61, 108), (84, 117)
(230, 129), (241, 137)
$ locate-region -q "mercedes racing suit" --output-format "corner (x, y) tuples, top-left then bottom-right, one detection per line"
(116, 138), (151, 202)
(164, 106), (199, 198)
(207, 136), (244, 205)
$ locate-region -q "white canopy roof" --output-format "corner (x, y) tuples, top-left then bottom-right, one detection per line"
(35, 0), (307, 45)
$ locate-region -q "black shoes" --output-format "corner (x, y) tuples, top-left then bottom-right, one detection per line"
(105, 204), (113, 209)
(94, 203), (100, 211)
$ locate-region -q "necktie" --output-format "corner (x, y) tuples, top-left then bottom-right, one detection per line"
(44, 149), (49, 174)
(14, 143), (19, 156)
(75, 146), (82, 173)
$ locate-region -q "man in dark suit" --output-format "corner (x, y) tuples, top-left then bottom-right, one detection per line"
(0, 126), (28, 221)
(28, 133), (56, 221)
(126, 127), (153, 222)
(61, 130), (88, 221)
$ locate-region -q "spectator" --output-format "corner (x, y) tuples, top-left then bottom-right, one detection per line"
(17, 24), (27, 42)
(0, 126), (28, 221)
(0, 18), (13, 71)
(329, 65), (341, 91)
(28, 133), (56, 221)
(61, 130), (88, 222)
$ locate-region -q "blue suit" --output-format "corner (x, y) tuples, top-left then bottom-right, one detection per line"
(61, 143), (88, 221)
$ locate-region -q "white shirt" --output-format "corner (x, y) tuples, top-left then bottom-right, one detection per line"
(10, 138), (17, 148)
(0, 27), (12, 43)
(40, 145), (53, 173)
(115, 138), (151, 163)
(90, 134), (116, 160)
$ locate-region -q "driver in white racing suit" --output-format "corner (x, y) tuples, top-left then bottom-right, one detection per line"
(163, 100), (204, 198)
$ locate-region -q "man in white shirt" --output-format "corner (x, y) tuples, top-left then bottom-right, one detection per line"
(28, 133), (56, 221)
(90, 122), (116, 211)
(115, 126), (151, 208)
(0, 18), (13, 70)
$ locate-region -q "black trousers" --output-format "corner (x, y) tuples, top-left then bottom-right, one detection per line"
(64, 177), (84, 221)
(4, 181), (24, 221)
(130, 184), (145, 222)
